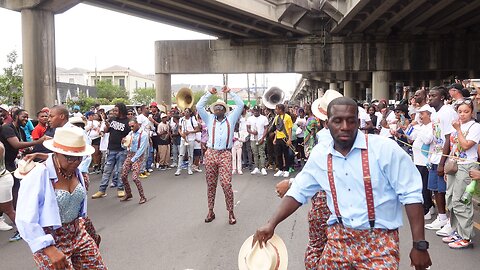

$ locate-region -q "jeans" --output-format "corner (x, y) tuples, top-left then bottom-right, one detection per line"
(242, 138), (253, 169)
(251, 140), (266, 169)
(99, 150), (127, 192)
(146, 145), (154, 171)
(177, 140), (194, 170)
(172, 144), (179, 165)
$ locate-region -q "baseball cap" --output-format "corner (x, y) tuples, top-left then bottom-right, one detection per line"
(252, 105), (261, 111)
(447, 83), (463, 91)
(150, 102), (158, 108)
(73, 105), (80, 110)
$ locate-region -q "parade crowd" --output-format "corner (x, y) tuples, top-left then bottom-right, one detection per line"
(0, 83), (478, 269)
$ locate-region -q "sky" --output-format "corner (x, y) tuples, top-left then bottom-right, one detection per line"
(0, 3), (301, 94)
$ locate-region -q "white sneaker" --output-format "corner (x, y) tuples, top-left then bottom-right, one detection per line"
(147, 168), (154, 173)
(251, 168), (260, 175)
(194, 167), (202, 173)
(436, 220), (453, 237)
(0, 216), (13, 231)
(155, 163), (160, 169)
(429, 206), (436, 215)
(425, 216), (448, 230)
(424, 212), (432, 220)
(238, 170), (243, 175)
(274, 170), (284, 177)
(283, 171), (290, 178)
(261, 168), (268, 175)
(170, 164), (177, 168)
(175, 170), (181, 176)
(232, 170), (237, 175)
(188, 169), (193, 175)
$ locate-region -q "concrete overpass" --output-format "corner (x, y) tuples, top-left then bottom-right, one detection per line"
(1, 0), (480, 112)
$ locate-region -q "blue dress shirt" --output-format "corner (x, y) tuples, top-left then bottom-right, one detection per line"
(286, 131), (423, 230)
(126, 129), (148, 163)
(15, 154), (87, 253)
(197, 91), (244, 150)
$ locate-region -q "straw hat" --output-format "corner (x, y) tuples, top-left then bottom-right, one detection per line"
(210, 99), (229, 112)
(14, 159), (40, 179)
(43, 127), (95, 156)
(122, 134), (133, 149)
(69, 116), (86, 125)
(238, 234), (288, 270)
(311, 89), (343, 121)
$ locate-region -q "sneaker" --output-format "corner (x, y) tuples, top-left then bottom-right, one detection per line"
(109, 183), (117, 188)
(117, 190), (126, 198)
(194, 167), (202, 173)
(251, 168), (260, 175)
(442, 232), (461, 243)
(160, 166), (167, 171)
(188, 169), (193, 175)
(448, 239), (473, 249)
(261, 168), (268, 176)
(288, 167), (295, 173)
(283, 171), (290, 178)
(424, 212), (432, 220)
(274, 170), (284, 177)
(170, 164), (177, 168)
(9, 231), (22, 242)
(92, 191), (107, 199)
(425, 216), (448, 230)
(139, 173), (148, 179)
(175, 170), (181, 176)
(0, 216), (13, 231)
(232, 170), (237, 175)
(238, 170), (243, 175)
(144, 172), (151, 176)
(436, 221), (453, 237)
(147, 168), (154, 173)
(429, 206), (436, 215)
(156, 163), (160, 169)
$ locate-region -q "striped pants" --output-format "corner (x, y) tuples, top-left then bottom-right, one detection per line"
(33, 218), (106, 269)
(121, 152), (145, 199)
(204, 149), (234, 211)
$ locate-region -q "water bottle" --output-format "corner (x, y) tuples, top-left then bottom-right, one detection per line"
(460, 180), (478, 205)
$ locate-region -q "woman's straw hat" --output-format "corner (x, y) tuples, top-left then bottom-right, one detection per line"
(43, 127), (95, 156)
(238, 234), (288, 270)
(311, 89), (343, 121)
(14, 159), (40, 179)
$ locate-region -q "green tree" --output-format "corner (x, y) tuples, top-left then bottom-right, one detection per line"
(0, 51), (23, 105)
(132, 87), (155, 105)
(111, 97), (130, 105)
(193, 90), (217, 106)
(96, 80), (128, 101)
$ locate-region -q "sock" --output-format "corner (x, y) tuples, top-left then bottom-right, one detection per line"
(438, 213), (448, 221)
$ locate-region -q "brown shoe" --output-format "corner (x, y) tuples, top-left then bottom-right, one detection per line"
(139, 197), (147, 204)
(204, 212), (215, 223)
(228, 212), (236, 225)
(120, 194), (132, 202)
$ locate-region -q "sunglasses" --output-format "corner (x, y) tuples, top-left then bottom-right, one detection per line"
(64, 154), (83, 163)
(129, 125), (135, 129)
(127, 112), (133, 115)
(455, 99), (473, 106)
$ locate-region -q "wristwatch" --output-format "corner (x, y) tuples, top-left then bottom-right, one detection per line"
(413, 240), (429, 251)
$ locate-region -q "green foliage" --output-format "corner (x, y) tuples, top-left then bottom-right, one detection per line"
(96, 80), (128, 101)
(66, 94), (126, 113)
(0, 51), (23, 105)
(132, 87), (155, 105)
(193, 91), (217, 106)
(111, 98), (131, 106)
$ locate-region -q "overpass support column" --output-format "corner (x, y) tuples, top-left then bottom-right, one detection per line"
(155, 73), (171, 108)
(21, 9), (56, 114)
(343, 81), (354, 98)
(329, 82), (338, 90)
(372, 71), (389, 100)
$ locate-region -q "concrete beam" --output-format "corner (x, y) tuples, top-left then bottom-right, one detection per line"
(430, 1), (480, 29)
(0, 0), (80, 13)
(354, 0), (399, 33)
(378, 0), (427, 32)
(402, 0), (455, 31)
(331, 0), (372, 34)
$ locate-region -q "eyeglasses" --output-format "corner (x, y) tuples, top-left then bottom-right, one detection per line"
(214, 105), (225, 111)
(127, 112), (133, 115)
(129, 125), (135, 129)
(63, 154), (83, 163)
(455, 99), (473, 106)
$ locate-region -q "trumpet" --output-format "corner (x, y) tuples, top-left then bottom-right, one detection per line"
(282, 137), (298, 155)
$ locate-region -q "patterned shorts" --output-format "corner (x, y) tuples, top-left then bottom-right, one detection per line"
(317, 224), (399, 269)
(33, 218), (107, 269)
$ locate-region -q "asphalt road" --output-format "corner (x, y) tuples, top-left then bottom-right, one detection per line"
(1, 168), (480, 269)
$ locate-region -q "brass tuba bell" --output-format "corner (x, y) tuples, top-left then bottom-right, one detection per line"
(176, 87), (194, 110)
(262, 86), (285, 109)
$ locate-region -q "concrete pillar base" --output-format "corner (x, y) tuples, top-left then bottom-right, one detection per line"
(21, 9), (56, 114)
(372, 71), (389, 100)
(344, 81), (354, 98)
(329, 82), (338, 90)
(155, 73), (172, 109)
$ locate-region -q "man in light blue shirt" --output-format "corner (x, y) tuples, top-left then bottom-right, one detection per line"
(253, 97), (432, 269)
(197, 86), (243, 225)
(119, 118), (148, 204)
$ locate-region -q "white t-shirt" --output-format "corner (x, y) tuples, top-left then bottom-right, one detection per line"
(247, 115), (269, 141)
(99, 121), (109, 151)
(86, 120), (101, 140)
(358, 107), (371, 129)
(294, 116), (307, 138)
(194, 132), (202, 150)
(430, 105), (458, 164)
(180, 116), (198, 142)
(410, 124), (434, 166)
(375, 111), (383, 130)
(450, 120), (480, 164)
(414, 104), (437, 123)
(136, 114), (150, 132)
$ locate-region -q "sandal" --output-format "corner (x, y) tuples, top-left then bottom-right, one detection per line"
(228, 212), (236, 225)
(448, 239), (472, 249)
(120, 194), (132, 202)
(204, 212), (215, 223)
(139, 197), (147, 204)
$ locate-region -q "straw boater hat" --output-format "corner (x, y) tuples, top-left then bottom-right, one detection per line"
(69, 116), (86, 125)
(210, 99), (229, 113)
(311, 89), (343, 121)
(14, 159), (40, 179)
(238, 234), (288, 270)
(43, 127), (95, 156)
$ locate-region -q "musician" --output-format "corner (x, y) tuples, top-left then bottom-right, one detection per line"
(273, 104), (293, 178)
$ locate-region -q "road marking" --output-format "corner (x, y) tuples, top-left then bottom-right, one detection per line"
(234, 200), (241, 207)
(474, 221), (480, 231)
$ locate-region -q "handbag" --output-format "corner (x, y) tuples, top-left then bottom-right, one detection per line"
(444, 158), (458, 175)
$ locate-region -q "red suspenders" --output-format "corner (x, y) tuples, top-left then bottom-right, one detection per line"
(211, 117), (230, 150)
(327, 135), (375, 229)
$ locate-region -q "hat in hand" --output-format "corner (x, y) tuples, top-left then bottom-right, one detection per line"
(238, 234), (288, 270)
(14, 159), (40, 179)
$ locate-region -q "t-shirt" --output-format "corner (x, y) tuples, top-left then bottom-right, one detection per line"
(170, 120), (181, 145)
(194, 132), (202, 150)
(358, 107), (371, 129)
(99, 122), (109, 152)
(179, 116), (198, 142)
(410, 124), (434, 166)
(294, 116), (307, 138)
(21, 120), (35, 142)
(274, 114), (293, 139)
(31, 123), (47, 140)
(0, 123), (26, 171)
(430, 105), (458, 164)
(107, 117), (130, 151)
(449, 120), (480, 164)
(136, 114), (150, 132)
(86, 120), (101, 140)
(157, 122), (170, 145)
(247, 115), (269, 141)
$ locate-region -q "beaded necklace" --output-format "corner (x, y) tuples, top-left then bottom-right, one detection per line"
(53, 155), (74, 180)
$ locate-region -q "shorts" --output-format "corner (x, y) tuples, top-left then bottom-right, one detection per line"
(427, 164), (447, 192)
(91, 138), (101, 146)
(193, 149), (202, 157)
(151, 136), (160, 149)
(0, 172), (14, 203)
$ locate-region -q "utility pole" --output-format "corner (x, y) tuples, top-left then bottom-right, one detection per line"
(247, 73), (250, 104)
(223, 73), (228, 103)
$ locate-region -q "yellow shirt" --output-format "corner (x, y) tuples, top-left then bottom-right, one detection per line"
(274, 114), (293, 139)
